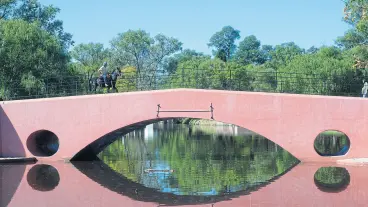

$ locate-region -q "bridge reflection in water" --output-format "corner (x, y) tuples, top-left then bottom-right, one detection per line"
(2, 162), (368, 207)
(98, 121), (300, 197)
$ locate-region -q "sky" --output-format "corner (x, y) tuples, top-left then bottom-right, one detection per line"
(39, 0), (351, 55)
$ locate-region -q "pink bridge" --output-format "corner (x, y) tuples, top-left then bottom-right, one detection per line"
(1, 89), (368, 162)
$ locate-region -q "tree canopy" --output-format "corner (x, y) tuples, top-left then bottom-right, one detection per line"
(1, 0), (367, 100)
(208, 26), (240, 62)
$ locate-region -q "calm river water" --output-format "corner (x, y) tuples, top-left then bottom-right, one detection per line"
(1, 120), (368, 207)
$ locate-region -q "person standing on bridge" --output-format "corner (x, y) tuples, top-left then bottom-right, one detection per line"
(362, 82), (368, 98)
(98, 62), (109, 87)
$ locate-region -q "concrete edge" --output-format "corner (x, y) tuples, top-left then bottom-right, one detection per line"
(336, 158), (368, 166)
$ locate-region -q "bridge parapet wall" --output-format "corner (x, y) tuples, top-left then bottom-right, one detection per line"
(0, 89), (368, 162)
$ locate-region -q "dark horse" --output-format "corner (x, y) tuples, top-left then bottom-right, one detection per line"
(90, 69), (121, 93)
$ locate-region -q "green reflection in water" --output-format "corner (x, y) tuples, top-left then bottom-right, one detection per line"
(314, 130), (350, 156)
(314, 167), (350, 193)
(99, 121), (299, 196)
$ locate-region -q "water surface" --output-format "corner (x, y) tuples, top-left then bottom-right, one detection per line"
(99, 121), (299, 196)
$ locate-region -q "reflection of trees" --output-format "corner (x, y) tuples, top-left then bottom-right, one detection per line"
(314, 167), (350, 193)
(99, 123), (299, 195)
(314, 131), (350, 156)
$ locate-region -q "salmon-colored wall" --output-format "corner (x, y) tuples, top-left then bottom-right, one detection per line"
(1, 89), (368, 162)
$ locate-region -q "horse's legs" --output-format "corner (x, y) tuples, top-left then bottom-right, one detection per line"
(93, 83), (98, 93)
(112, 81), (118, 93)
(96, 83), (102, 93)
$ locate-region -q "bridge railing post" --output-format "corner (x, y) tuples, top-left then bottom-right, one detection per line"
(196, 67), (199, 89)
(75, 80), (78, 95)
(229, 67), (232, 91)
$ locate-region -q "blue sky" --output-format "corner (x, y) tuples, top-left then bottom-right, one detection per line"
(39, 0), (351, 55)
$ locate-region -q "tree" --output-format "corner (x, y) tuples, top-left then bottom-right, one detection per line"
(0, 19), (70, 99)
(336, 29), (366, 49)
(162, 49), (209, 74)
(70, 43), (110, 90)
(343, 0), (368, 37)
(268, 42), (304, 68)
(215, 49), (227, 62)
(306, 46), (319, 54)
(166, 57), (261, 91)
(208, 26), (240, 62)
(318, 46), (342, 59)
(261, 45), (274, 62)
(110, 29), (154, 89)
(13, 0), (74, 49)
(0, 0), (16, 19)
(110, 29), (182, 89)
(149, 33), (183, 74)
(277, 47), (355, 95)
(349, 45), (368, 69)
(234, 35), (265, 65)
(115, 66), (137, 91)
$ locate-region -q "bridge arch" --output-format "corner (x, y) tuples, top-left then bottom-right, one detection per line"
(71, 117), (296, 161)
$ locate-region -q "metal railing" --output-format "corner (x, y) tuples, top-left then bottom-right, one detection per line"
(1, 68), (365, 101)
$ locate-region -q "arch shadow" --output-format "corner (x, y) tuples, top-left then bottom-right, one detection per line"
(72, 158), (300, 206)
(0, 105), (27, 207)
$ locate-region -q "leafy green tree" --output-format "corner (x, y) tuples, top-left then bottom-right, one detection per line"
(340, 1), (368, 71)
(215, 49), (228, 62)
(0, 19), (70, 99)
(351, 45), (368, 62)
(234, 35), (265, 65)
(261, 45), (274, 62)
(71, 43), (110, 90)
(110, 29), (153, 72)
(115, 66), (137, 91)
(167, 58), (226, 89)
(164, 57), (277, 92)
(306, 46), (319, 54)
(0, 0), (16, 19)
(162, 49), (210, 74)
(246, 65), (278, 92)
(208, 26), (240, 62)
(268, 42), (304, 68)
(110, 29), (182, 89)
(343, 0), (368, 38)
(13, 0), (73, 49)
(318, 46), (343, 58)
(277, 47), (355, 95)
(336, 29), (366, 49)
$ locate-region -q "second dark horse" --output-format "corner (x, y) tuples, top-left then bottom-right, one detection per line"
(90, 69), (121, 93)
